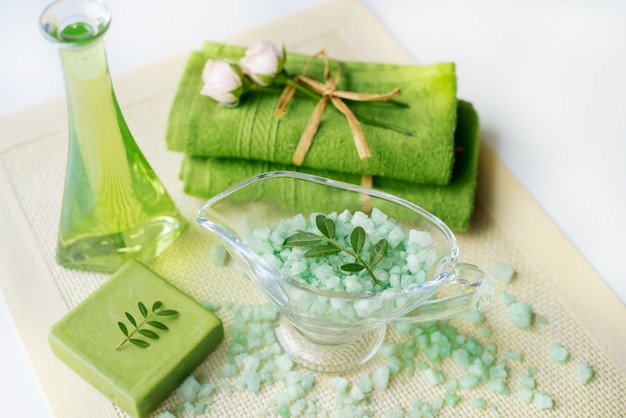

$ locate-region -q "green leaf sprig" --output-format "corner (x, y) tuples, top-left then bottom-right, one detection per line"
(283, 215), (388, 285)
(115, 301), (178, 350)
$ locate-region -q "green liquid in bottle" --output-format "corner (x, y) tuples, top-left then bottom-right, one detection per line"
(54, 21), (186, 272)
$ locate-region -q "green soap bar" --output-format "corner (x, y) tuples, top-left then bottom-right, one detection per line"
(48, 260), (224, 418)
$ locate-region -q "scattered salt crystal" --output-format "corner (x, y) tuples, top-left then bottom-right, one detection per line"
(472, 398), (486, 409)
(178, 401), (195, 414)
(468, 358), (486, 377)
(358, 372), (373, 394)
(452, 348), (470, 370)
(550, 342), (569, 363)
(458, 374), (480, 389)
(274, 353), (294, 372)
(386, 356), (404, 375)
(350, 385), (366, 401)
(481, 351), (495, 366)
(430, 396), (444, 410)
(577, 361), (594, 384)
(372, 365), (390, 390)
(533, 392), (554, 410)
(508, 302), (533, 329)
(487, 378), (510, 394)
(208, 244), (229, 266)
(466, 310), (486, 324)
(424, 367), (444, 386)
(445, 378), (458, 393)
(488, 263), (516, 284)
(521, 375), (536, 390)
(519, 388), (534, 403)
(465, 338), (483, 356)
(444, 392), (461, 406)
(176, 375), (201, 403)
(243, 372), (261, 392)
(219, 363), (238, 377)
(241, 354), (261, 372)
(504, 350), (523, 362)
(498, 290), (517, 305)
(289, 399), (306, 416)
(489, 362), (507, 379)
(196, 382), (216, 399)
(327, 376), (349, 393)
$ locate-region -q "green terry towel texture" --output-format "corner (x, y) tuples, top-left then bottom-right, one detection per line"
(180, 100), (479, 231)
(166, 42), (457, 186)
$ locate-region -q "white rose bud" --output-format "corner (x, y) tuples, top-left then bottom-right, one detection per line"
(239, 40), (285, 86)
(200, 59), (243, 106)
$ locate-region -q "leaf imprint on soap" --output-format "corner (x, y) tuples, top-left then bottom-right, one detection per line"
(115, 301), (179, 350)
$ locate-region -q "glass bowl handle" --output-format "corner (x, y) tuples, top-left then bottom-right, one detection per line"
(393, 263), (494, 324)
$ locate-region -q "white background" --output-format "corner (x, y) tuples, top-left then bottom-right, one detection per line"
(1, 1), (625, 416)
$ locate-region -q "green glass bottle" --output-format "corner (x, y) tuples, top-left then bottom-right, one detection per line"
(40, 0), (186, 273)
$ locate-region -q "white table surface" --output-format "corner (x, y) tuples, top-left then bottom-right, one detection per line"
(1, 1), (625, 416)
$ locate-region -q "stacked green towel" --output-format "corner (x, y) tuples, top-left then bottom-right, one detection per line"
(180, 101), (479, 231)
(166, 42), (480, 230)
(166, 42), (457, 186)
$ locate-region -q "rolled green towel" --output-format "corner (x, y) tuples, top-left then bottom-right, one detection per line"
(166, 42), (457, 186)
(181, 101), (479, 231)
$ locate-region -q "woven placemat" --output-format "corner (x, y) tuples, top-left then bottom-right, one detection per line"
(1, 80), (625, 417)
(1, 0), (625, 415)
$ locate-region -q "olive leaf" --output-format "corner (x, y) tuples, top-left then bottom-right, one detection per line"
(283, 232), (324, 247)
(283, 215), (388, 285)
(147, 321), (168, 330)
(315, 215), (335, 239)
(370, 239), (389, 268)
(115, 301), (178, 350)
(304, 245), (342, 258)
(340, 263), (365, 272)
(138, 302), (148, 318)
(130, 339), (150, 348)
(350, 227), (366, 254)
(125, 312), (136, 327)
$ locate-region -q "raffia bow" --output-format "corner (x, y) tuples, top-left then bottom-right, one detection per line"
(276, 50), (401, 166)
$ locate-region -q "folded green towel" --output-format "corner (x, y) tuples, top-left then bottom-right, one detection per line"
(181, 101), (479, 231)
(166, 42), (457, 186)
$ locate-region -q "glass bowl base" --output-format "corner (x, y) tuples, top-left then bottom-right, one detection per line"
(274, 316), (386, 373)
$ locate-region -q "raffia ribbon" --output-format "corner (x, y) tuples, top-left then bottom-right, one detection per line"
(276, 50), (401, 166)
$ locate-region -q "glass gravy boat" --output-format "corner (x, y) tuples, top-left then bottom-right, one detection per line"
(197, 172), (493, 372)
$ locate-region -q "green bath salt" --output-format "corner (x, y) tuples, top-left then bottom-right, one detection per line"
(243, 209), (437, 294)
